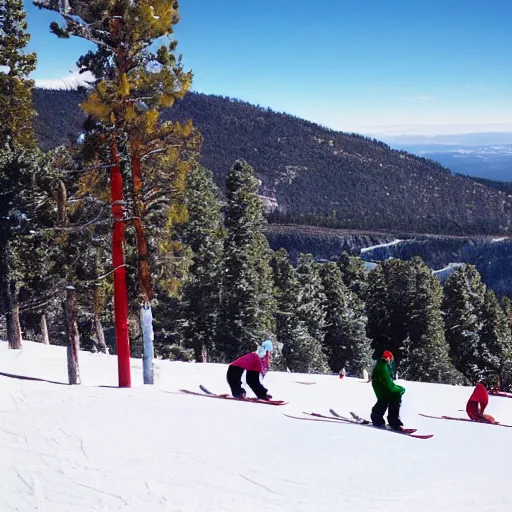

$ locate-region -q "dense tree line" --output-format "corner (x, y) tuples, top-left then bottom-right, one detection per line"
(2, 0), (511, 393)
(265, 227), (512, 297)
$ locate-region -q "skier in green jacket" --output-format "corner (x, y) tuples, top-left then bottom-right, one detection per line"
(370, 350), (406, 430)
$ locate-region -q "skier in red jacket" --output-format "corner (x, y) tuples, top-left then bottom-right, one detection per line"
(466, 383), (496, 423)
(227, 340), (273, 400)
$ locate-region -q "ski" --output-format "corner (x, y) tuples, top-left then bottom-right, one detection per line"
(419, 413), (512, 428)
(199, 385), (288, 405)
(302, 411), (363, 423)
(199, 385), (216, 395)
(490, 391), (512, 399)
(283, 413), (348, 424)
(176, 386), (288, 406)
(285, 411), (433, 439)
(330, 409), (417, 432)
(334, 409), (425, 436)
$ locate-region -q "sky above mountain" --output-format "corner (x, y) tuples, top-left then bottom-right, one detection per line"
(25, 0), (512, 136)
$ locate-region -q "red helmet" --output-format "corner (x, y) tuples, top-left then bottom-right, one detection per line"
(382, 350), (394, 360)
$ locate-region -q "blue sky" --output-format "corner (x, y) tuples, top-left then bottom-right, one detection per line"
(25, 0), (512, 135)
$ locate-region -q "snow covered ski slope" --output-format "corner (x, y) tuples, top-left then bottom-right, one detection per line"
(1, 340), (512, 511)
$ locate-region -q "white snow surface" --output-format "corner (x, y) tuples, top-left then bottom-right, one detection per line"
(360, 239), (403, 254)
(1, 340), (512, 512)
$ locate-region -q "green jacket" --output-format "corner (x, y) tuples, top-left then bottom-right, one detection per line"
(372, 359), (405, 402)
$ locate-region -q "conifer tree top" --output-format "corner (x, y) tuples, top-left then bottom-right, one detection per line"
(0, 0), (37, 148)
(34, 0), (192, 136)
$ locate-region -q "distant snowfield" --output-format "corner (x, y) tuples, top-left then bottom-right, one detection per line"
(360, 239), (403, 254)
(1, 341), (511, 512)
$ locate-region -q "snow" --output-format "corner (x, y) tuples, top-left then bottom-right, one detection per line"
(362, 260), (378, 271)
(360, 239), (403, 254)
(1, 340), (512, 511)
(35, 69), (94, 91)
(433, 262), (465, 281)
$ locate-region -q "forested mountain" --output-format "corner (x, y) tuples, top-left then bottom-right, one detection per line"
(33, 89), (512, 236)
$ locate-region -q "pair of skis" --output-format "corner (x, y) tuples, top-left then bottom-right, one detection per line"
(177, 385), (288, 406)
(419, 413), (512, 428)
(285, 410), (434, 439)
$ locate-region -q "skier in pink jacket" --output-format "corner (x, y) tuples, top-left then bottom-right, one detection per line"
(227, 340), (273, 400)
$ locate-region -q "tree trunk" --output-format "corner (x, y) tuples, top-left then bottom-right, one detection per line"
(5, 277), (22, 350)
(193, 342), (207, 363)
(93, 312), (108, 354)
(40, 314), (49, 345)
(92, 247), (108, 354)
(63, 286), (80, 385)
(131, 147), (155, 384)
(110, 142), (131, 387)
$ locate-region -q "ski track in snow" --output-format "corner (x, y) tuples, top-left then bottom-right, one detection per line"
(1, 340), (512, 511)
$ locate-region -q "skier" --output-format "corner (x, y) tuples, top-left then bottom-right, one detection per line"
(226, 339), (274, 400)
(466, 382), (496, 423)
(370, 350), (406, 430)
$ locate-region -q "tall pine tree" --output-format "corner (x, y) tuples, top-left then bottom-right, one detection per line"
(295, 253), (327, 345)
(216, 159), (275, 361)
(36, 0), (200, 384)
(180, 165), (224, 362)
(479, 289), (512, 386)
(337, 251), (369, 301)
(366, 261), (398, 359)
(271, 249), (328, 373)
(399, 258), (464, 384)
(0, 0), (37, 149)
(0, 0), (38, 348)
(367, 258), (462, 384)
(319, 262), (371, 376)
(501, 297), (512, 335)
(442, 264), (486, 383)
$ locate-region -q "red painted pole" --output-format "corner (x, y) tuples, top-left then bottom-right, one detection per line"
(111, 142), (131, 387)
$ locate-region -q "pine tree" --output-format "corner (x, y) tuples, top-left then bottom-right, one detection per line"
(271, 249), (328, 373)
(36, 0), (200, 384)
(216, 159), (275, 360)
(180, 165), (224, 362)
(0, 0), (38, 348)
(501, 296), (512, 334)
(0, 147), (40, 347)
(40, 146), (114, 352)
(442, 264), (486, 383)
(479, 289), (512, 385)
(319, 262), (371, 376)
(399, 258), (464, 384)
(367, 258), (462, 384)
(0, 0), (37, 149)
(337, 251), (369, 301)
(366, 261), (398, 359)
(295, 253), (327, 344)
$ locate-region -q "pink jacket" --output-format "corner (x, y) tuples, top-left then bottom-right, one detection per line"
(230, 352), (270, 376)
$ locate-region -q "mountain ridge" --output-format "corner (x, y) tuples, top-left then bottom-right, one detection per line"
(32, 88), (512, 236)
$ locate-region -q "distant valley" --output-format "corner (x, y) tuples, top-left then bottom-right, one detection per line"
(380, 132), (512, 182)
